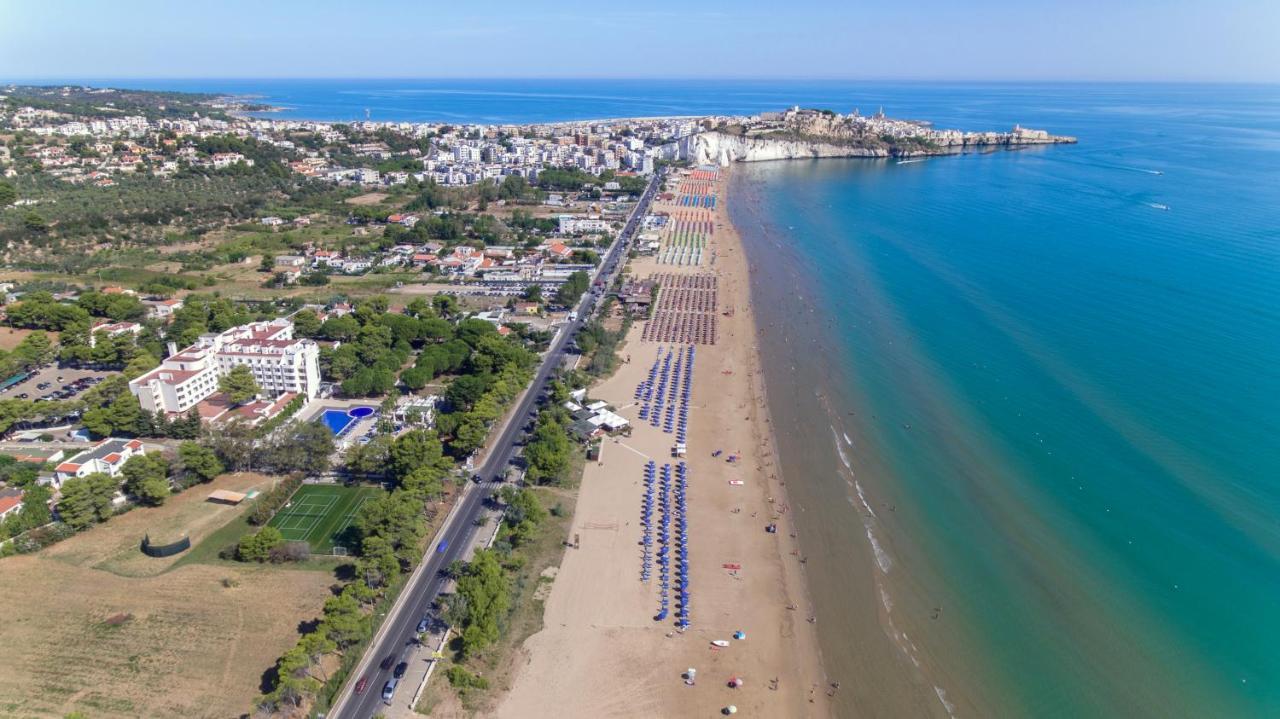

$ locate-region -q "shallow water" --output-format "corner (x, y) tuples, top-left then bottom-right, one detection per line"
(730, 84), (1280, 717)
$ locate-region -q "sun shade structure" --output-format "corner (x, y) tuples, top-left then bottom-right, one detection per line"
(207, 489), (248, 505)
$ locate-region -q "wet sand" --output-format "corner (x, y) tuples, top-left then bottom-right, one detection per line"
(497, 168), (831, 718)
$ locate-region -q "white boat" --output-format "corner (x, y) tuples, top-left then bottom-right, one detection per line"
(711, 640), (730, 647)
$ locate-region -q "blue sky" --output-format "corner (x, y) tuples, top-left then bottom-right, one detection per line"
(1, 0), (1277, 81)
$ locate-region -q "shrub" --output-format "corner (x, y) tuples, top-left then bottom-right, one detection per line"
(445, 664), (489, 690)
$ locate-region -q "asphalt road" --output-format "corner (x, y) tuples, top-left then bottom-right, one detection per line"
(333, 171), (662, 718)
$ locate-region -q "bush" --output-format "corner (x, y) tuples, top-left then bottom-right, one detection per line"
(236, 526), (285, 562)
(269, 540), (311, 563)
(445, 664), (489, 690)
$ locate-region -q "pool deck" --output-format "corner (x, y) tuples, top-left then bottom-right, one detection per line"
(297, 400), (380, 448)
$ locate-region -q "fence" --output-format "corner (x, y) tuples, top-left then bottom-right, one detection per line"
(140, 533), (191, 557)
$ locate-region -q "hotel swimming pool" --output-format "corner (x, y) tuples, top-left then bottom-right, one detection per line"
(319, 406), (375, 436)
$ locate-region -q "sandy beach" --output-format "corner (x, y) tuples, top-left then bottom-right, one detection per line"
(497, 168), (831, 718)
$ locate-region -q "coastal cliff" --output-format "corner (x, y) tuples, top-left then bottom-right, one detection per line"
(680, 132), (890, 165)
(673, 108), (1076, 166)
(681, 130), (1077, 166)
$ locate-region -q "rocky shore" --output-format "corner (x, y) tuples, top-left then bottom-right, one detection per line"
(682, 130), (1076, 165)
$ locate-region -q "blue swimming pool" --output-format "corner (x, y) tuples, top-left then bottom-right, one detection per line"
(319, 407), (374, 436)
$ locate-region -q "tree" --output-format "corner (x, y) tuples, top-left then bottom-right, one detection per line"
(0, 180), (16, 207)
(318, 590), (367, 648)
(387, 429), (448, 482)
(22, 212), (48, 233)
(267, 645), (322, 708)
(11, 331), (54, 368)
(500, 486), (547, 547)
(343, 434), (390, 478)
(401, 466), (444, 500)
(554, 270), (590, 306)
(237, 526), (284, 562)
(432, 294), (459, 318)
(291, 309), (321, 337)
(261, 421), (333, 476)
(177, 441), (224, 483)
(454, 549), (509, 656)
(218, 364), (260, 405)
(450, 414), (489, 458)
(57, 472), (118, 530)
(446, 374), (490, 412)
(121, 452), (170, 505)
(524, 413), (572, 484)
(123, 351), (159, 380)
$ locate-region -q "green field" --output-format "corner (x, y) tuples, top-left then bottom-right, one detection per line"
(268, 484), (383, 554)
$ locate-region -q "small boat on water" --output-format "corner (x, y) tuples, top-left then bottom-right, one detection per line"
(1148, 202), (1171, 211)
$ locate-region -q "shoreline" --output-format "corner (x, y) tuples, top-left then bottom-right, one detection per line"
(495, 165), (830, 717)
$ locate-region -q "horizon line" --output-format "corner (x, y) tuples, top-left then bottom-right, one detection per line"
(4, 76), (1279, 86)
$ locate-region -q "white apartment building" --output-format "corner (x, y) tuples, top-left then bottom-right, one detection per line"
(128, 318), (320, 416)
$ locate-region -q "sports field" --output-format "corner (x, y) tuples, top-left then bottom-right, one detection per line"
(268, 484), (383, 554)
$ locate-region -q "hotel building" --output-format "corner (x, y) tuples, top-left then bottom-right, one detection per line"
(128, 318), (320, 416)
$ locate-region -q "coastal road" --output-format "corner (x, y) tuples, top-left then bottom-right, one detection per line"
(331, 171), (661, 719)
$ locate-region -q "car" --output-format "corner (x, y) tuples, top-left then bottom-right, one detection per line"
(394, 661), (408, 679)
(16, 393), (26, 399)
(436, 539), (449, 553)
(381, 678), (399, 701)
(417, 617), (430, 634)
(379, 654), (396, 671)
(354, 676), (370, 695)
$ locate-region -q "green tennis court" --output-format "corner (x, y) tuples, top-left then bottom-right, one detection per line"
(267, 484), (382, 554)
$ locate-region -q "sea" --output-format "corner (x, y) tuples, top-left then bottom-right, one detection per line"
(66, 79), (1280, 716)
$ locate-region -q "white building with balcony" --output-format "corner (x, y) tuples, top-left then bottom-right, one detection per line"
(128, 318), (320, 416)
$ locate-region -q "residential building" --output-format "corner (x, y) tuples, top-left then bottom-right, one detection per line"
(52, 438), (145, 487)
(0, 487), (23, 520)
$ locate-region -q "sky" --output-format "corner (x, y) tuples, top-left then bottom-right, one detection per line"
(1, 0), (1278, 82)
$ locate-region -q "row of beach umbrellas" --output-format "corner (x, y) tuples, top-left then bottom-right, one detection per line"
(648, 461), (691, 628)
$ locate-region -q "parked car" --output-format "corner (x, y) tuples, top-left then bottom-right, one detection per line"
(394, 661), (408, 679)
(381, 678), (399, 702)
(354, 676), (369, 694)
(416, 617), (429, 634)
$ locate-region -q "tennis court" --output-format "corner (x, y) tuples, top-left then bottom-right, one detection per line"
(267, 484), (383, 554)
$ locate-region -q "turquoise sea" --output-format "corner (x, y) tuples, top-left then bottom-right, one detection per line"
(51, 79), (1280, 715)
(726, 84), (1280, 716)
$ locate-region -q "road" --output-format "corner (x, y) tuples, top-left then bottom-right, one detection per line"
(332, 171), (662, 718)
